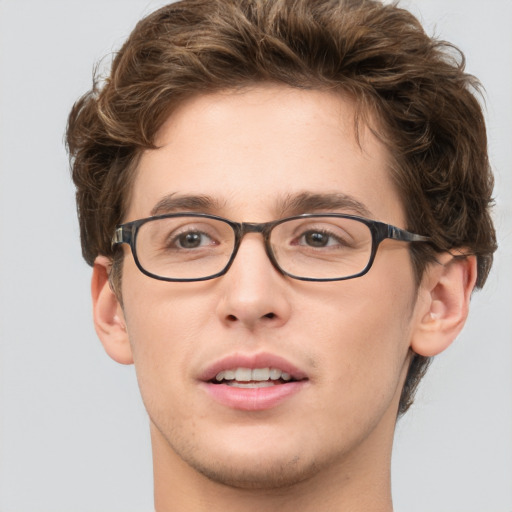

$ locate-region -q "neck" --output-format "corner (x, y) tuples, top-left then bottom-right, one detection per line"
(151, 419), (395, 512)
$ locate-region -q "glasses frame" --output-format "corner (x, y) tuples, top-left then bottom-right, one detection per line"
(112, 212), (430, 282)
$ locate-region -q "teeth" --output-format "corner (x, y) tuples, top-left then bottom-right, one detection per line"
(235, 368), (252, 381)
(214, 367), (293, 383)
(252, 368), (270, 380)
(269, 368), (281, 380)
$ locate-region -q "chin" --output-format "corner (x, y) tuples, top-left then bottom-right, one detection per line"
(189, 452), (322, 490)
(157, 421), (328, 490)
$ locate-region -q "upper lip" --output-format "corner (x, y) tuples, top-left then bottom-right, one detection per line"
(198, 352), (308, 382)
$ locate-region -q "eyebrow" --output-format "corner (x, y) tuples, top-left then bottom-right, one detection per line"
(277, 192), (373, 218)
(150, 191), (373, 219)
(150, 194), (225, 216)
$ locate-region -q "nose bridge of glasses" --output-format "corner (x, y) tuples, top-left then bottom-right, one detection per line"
(237, 221), (274, 241)
(231, 221), (281, 272)
(240, 222), (266, 233)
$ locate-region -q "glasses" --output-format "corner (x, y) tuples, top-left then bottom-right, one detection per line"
(112, 213), (430, 282)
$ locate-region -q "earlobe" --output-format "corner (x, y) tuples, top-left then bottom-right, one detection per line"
(91, 256), (134, 365)
(411, 253), (477, 357)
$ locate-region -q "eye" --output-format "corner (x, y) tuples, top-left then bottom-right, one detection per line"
(173, 230), (215, 249)
(299, 230), (342, 248)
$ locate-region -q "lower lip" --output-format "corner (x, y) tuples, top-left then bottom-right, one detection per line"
(201, 381), (306, 411)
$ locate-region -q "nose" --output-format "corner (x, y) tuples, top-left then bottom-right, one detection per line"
(215, 234), (292, 330)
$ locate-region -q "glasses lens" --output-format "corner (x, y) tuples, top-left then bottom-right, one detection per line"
(135, 216), (235, 280)
(270, 216), (372, 280)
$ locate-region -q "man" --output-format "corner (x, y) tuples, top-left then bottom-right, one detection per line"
(66, 0), (496, 510)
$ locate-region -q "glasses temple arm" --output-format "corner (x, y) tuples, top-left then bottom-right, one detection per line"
(388, 225), (430, 243)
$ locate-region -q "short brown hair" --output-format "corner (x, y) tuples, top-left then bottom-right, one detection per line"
(66, 0), (497, 415)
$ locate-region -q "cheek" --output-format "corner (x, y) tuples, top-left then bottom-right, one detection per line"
(125, 297), (210, 358)
(120, 270), (217, 402)
(302, 257), (416, 407)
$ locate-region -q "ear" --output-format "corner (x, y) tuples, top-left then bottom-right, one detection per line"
(91, 256), (134, 365)
(410, 253), (478, 357)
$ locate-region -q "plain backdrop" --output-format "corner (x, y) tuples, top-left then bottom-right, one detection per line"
(0, 1), (511, 511)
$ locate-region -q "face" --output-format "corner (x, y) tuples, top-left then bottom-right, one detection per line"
(113, 85), (424, 489)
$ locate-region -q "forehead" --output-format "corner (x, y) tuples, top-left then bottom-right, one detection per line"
(127, 85), (404, 225)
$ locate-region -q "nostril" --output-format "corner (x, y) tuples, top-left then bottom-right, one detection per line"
(226, 312), (275, 322)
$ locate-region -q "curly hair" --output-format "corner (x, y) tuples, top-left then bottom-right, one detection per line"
(66, 0), (497, 415)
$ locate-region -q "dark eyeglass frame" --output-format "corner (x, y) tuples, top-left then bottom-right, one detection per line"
(112, 212), (430, 282)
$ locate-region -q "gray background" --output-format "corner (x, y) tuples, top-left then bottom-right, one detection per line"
(0, 1), (510, 510)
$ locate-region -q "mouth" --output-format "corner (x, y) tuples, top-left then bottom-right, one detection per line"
(211, 367), (299, 388)
(200, 353), (309, 411)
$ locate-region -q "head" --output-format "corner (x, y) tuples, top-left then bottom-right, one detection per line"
(66, 0), (496, 481)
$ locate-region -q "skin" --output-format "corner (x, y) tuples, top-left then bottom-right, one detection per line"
(92, 85), (476, 511)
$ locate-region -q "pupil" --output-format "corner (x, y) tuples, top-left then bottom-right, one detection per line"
(306, 232), (327, 247)
(180, 232), (201, 248)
